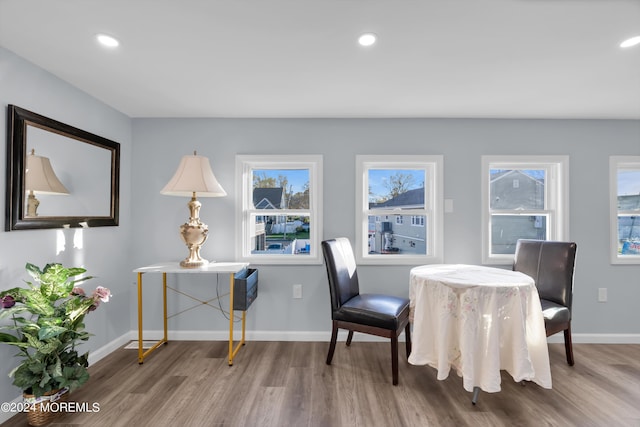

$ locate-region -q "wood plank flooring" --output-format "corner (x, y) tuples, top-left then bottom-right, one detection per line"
(2, 341), (639, 426)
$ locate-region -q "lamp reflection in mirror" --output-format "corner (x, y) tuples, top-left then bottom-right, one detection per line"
(161, 151), (227, 268)
(25, 149), (69, 217)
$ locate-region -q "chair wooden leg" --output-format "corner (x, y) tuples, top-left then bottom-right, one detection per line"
(404, 323), (412, 358)
(391, 335), (399, 385)
(346, 330), (354, 347)
(326, 322), (339, 365)
(564, 324), (574, 366)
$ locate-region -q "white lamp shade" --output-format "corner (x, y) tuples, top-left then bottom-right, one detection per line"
(25, 151), (69, 195)
(161, 154), (227, 197)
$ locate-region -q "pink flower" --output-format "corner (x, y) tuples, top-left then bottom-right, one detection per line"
(92, 286), (111, 303)
(1, 295), (15, 309)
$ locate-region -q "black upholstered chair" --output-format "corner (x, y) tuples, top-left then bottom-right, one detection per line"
(321, 237), (411, 385)
(513, 239), (577, 366)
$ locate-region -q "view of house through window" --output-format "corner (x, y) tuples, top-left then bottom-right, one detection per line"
(356, 155), (443, 265)
(236, 155), (322, 264)
(489, 168), (547, 254)
(251, 169), (311, 255)
(367, 169), (427, 255)
(616, 168), (640, 255)
(611, 156), (640, 263)
(482, 156), (568, 263)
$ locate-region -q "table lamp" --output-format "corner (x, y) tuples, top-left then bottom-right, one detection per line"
(25, 149), (69, 217)
(161, 151), (227, 268)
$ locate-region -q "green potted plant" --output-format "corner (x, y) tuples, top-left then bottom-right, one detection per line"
(0, 263), (111, 425)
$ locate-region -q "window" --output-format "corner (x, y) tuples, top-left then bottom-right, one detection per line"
(356, 155), (443, 265)
(236, 155), (323, 264)
(610, 156), (640, 264)
(481, 156), (569, 264)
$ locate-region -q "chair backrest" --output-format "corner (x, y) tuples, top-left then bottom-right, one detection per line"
(322, 238), (360, 315)
(513, 239), (577, 308)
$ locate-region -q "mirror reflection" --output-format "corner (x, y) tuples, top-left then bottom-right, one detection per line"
(25, 126), (112, 217)
(5, 105), (120, 230)
(25, 147), (70, 217)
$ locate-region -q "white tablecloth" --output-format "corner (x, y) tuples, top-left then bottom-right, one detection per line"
(408, 264), (551, 393)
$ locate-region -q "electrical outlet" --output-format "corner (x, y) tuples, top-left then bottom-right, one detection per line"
(293, 284), (303, 299)
(598, 288), (607, 302)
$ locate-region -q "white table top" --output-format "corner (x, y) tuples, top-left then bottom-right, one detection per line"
(408, 263), (551, 393)
(410, 264), (534, 289)
(134, 261), (249, 274)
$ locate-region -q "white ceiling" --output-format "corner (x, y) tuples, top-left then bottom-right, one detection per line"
(1, 0), (639, 119)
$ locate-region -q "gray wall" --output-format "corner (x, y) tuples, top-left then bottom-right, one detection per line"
(131, 118), (640, 338)
(0, 47), (134, 405)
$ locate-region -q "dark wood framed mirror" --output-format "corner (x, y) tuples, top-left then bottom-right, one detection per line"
(5, 105), (120, 230)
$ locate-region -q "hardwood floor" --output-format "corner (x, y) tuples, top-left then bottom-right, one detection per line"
(2, 342), (639, 426)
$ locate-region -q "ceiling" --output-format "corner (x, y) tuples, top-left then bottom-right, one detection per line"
(1, 0), (639, 119)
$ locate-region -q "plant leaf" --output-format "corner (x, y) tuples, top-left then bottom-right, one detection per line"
(0, 332), (20, 343)
(25, 263), (42, 279)
(38, 325), (67, 340)
(38, 341), (60, 355)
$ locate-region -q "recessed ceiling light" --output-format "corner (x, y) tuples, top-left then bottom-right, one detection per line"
(358, 33), (377, 47)
(96, 34), (120, 48)
(620, 35), (640, 48)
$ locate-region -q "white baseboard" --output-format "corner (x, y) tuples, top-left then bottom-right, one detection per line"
(547, 333), (640, 344)
(88, 333), (133, 365)
(133, 330), (640, 344)
(128, 329), (353, 342)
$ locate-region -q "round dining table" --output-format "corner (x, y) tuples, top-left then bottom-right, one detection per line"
(408, 264), (552, 398)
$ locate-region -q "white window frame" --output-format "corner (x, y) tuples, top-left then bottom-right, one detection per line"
(610, 156), (640, 264)
(235, 155), (323, 265)
(481, 155), (569, 264)
(356, 155), (443, 265)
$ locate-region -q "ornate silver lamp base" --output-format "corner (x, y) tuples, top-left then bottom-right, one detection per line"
(26, 192), (40, 217)
(179, 196), (210, 268)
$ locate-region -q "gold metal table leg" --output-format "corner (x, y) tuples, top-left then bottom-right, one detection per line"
(228, 272), (248, 366)
(137, 272), (144, 364)
(241, 310), (246, 344)
(162, 272), (168, 343)
(137, 272), (169, 364)
(229, 272), (235, 365)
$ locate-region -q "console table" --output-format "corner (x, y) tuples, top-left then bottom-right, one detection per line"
(133, 261), (254, 366)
